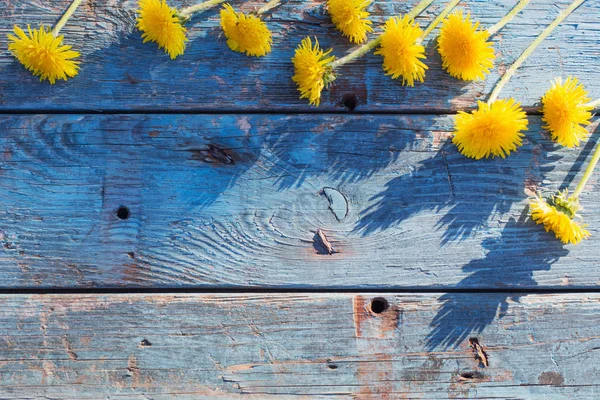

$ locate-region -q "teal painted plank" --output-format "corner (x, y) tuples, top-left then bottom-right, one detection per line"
(0, 0), (598, 111)
(1, 114), (599, 288)
(0, 293), (598, 398)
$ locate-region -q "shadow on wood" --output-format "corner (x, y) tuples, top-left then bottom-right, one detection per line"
(354, 135), (563, 245)
(426, 217), (569, 350)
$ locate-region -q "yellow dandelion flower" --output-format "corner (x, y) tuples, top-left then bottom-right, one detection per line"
(438, 12), (495, 81)
(327, 0), (373, 44)
(374, 15), (427, 86)
(220, 4), (272, 57)
(136, 0), (187, 59)
(530, 191), (590, 244)
(7, 25), (80, 84)
(453, 99), (528, 159)
(292, 37), (336, 106)
(541, 77), (593, 148)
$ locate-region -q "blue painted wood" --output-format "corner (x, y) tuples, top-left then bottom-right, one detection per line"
(1, 0), (600, 394)
(0, 0), (598, 111)
(1, 114), (598, 288)
(0, 293), (597, 398)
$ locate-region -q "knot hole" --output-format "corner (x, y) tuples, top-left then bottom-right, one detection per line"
(116, 205), (130, 220)
(342, 93), (359, 111)
(370, 297), (389, 314)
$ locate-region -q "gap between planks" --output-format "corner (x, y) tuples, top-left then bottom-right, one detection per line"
(0, 108), (546, 116)
(1, 288), (600, 295)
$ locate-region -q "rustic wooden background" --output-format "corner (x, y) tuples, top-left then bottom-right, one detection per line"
(0, 0), (599, 398)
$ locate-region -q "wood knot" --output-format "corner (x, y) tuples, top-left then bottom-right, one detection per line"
(193, 144), (235, 165)
(538, 371), (564, 386)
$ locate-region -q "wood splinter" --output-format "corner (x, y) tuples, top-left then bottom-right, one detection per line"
(316, 229), (335, 255)
(469, 337), (489, 367)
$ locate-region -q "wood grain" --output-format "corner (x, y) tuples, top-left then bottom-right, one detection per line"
(1, 114), (599, 289)
(0, 293), (598, 398)
(0, 0), (598, 112)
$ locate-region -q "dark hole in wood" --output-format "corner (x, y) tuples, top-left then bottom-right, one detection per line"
(342, 93), (358, 111)
(326, 359), (338, 370)
(116, 206), (130, 220)
(459, 371), (484, 380)
(370, 297), (389, 314)
(140, 339), (152, 347)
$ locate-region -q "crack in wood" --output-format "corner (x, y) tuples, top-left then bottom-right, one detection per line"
(469, 338), (489, 368)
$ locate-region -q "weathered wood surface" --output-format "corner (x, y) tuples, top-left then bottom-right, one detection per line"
(1, 114), (599, 289)
(2, 0), (600, 396)
(0, 0), (599, 112)
(0, 293), (598, 399)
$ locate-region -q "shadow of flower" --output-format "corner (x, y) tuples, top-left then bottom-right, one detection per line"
(354, 132), (563, 245)
(425, 215), (569, 350)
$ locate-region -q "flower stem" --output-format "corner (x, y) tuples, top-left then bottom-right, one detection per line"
(179, 0), (228, 18)
(487, 0), (585, 104)
(330, 0), (434, 70)
(407, 0), (436, 19)
(583, 98), (600, 109)
(418, 0), (460, 42)
(330, 37), (382, 69)
(51, 0), (85, 37)
(487, 0), (530, 36)
(573, 138), (600, 198)
(258, 0), (282, 14)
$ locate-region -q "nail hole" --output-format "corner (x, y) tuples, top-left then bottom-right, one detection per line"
(140, 339), (152, 347)
(326, 359), (338, 370)
(370, 297), (389, 314)
(116, 206), (130, 220)
(341, 93), (358, 111)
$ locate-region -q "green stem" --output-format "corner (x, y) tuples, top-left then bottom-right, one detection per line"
(179, 0), (228, 18)
(258, 0), (282, 14)
(418, 0), (460, 42)
(330, 0), (434, 70)
(583, 98), (600, 109)
(51, 0), (84, 37)
(487, 0), (585, 104)
(487, 0), (530, 36)
(330, 37), (382, 69)
(573, 138), (600, 198)
(407, 0), (436, 19)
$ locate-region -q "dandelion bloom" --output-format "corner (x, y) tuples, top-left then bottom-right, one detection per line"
(136, 0), (187, 59)
(292, 37), (336, 106)
(7, 25), (80, 84)
(327, 0), (373, 44)
(374, 15), (427, 86)
(453, 99), (528, 159)
(530, 191), (590, 244)
(541, 77), (593, 148)
(220, 4), (272, 57)
(438, 12), (495, 81)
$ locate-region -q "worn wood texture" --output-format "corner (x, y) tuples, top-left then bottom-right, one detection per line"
(1, 114), (599, 289)
(0, 293), (598, 398)
(0, 0), (598, 112)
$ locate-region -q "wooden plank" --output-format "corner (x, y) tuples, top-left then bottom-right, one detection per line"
(0, 0), (599, 112)
(0, 293), (598, 398)
(1, 114), (599, 289)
